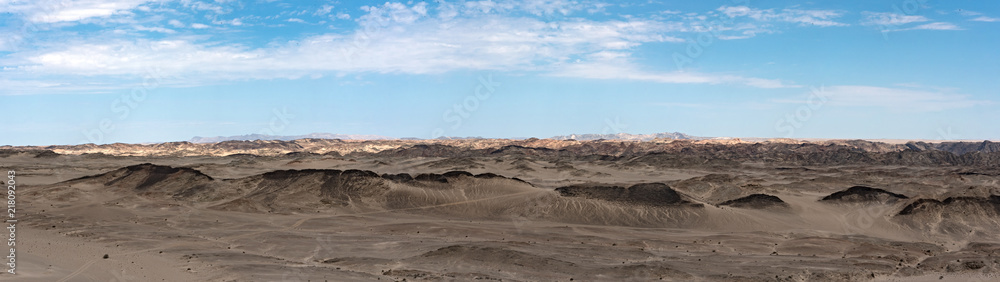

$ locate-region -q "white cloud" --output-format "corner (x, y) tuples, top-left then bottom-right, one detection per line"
(446, 0), (611, 18)
(957, 9), (1000, 22)
(694, 5), (846, 40)
(551, 56), (796, 88)
(717, 6), (848, 27)
(360, 2), (428, 25)
(780, 9), (848, 27)
(519, 0), (585, 16)
(134, 25), (176, 33)
(861, 12), (962, 32)
(971, 16), (1000, 22)
(180, 0), (225, 14)
(212, 18), (242, 26)
(167, 19), (184, 28)
(287, 18), (305, 23)
(464, 1), (503, 14)
(8, 15), (682, 77)
(315, 4), (334, 16)
(0, 0), (153, 23)
(0, 1), (801, 94)
(716, 30), (760, 40)
(780, 85), (988, 112)
(0, 32), (24, 52)
(908, 22), (962, 30)
(958, 10), (982, 17)
(862, 12), (928, 26)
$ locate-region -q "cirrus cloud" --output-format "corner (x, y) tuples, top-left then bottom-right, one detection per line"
(0, 0), (154, 23)
(0, 1), (805, 94)
(777, 85), (989, 112)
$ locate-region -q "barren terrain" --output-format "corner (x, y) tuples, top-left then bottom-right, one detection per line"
(3, 138), (1000, 281)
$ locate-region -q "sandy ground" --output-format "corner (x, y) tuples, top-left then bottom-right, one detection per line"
(2, 153), (999, 281)
(11, 227), (203, 282)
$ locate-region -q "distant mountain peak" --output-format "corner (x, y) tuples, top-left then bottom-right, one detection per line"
(550, 132), (699, 141)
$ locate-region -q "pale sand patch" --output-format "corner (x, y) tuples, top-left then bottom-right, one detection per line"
(6, 227), (201, 282)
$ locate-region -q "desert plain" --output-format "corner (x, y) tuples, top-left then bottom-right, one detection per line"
(2, 137), (1000, 281)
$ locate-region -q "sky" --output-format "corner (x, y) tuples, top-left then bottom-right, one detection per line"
(1, 0), (998, 145)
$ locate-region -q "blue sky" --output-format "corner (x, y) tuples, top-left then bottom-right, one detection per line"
(1, 0), (998, 145)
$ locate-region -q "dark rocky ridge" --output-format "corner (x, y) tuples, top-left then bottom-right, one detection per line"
(907, 140), (1000, 155)
(0, 149), (61, 158)
(249, 169), (387, 203)
(66, 163), (217, 198)
(897, 196), (1000, 216)
(61, 164), (531, 209)
(820, 186), (909, 203)
(719, 194), (789, 209)
(555, 183), (699, 207)
(367, 141), (1000, 168)
(395, 171), (531, 185)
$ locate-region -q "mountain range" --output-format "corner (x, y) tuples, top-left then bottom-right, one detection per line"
(190, 132), (701, 143)
(549, 132), (700, 141)
(189, 133), (395, 143)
